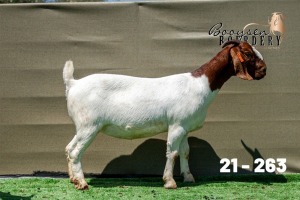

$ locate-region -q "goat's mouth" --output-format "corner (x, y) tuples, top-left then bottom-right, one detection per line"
(254, 71), (266, 80)
(254, 61), (266, 80)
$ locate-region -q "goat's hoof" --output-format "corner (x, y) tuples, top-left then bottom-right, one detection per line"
(164, 179), (177, 189)
(75, 183), (89, 190)
(183, 173), (195, 183)
(73, 179), (89, 190)
(70, 177), (75, 184)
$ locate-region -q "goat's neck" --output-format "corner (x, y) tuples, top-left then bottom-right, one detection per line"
(191, 47), (234, 91)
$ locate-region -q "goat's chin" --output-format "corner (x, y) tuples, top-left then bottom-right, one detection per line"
(236, 73), (254, 81)
(254, 73), (266, 80)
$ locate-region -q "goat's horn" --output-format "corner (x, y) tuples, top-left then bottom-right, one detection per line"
(221, 40), (241, 48)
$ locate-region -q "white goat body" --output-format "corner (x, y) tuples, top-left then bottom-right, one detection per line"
(64, 61), (217, 190)
(64, 61), (218, 140)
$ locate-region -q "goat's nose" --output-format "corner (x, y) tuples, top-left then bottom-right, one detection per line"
(259, 64), (266, 72)
(258, 60), (267, 72)
(255, 60), (266, 80)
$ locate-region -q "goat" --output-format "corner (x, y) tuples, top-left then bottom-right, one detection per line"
(63, 40), (266, 190)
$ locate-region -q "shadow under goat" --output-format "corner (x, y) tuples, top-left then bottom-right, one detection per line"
(99, 138), (264, 177)
(92, 137), (283, 183)
(63, 40), (267, 190)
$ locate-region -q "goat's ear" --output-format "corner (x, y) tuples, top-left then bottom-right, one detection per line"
(222, 40), (241, 48)
(230, 47), (253, 80)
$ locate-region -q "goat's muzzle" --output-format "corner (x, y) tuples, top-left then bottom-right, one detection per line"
(254, 60), (267, 80)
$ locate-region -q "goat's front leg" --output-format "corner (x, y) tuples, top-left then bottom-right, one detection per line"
(179, 135), (195, 183)
(163, 125), (186, 189)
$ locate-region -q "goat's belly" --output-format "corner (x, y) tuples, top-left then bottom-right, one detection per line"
(102, 122), (168, 139)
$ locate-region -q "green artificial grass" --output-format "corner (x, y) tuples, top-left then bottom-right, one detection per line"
(0, 174), (299, 200)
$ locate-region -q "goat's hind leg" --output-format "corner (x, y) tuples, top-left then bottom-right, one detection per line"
(66, 125), (101, 190)
(66, 135), (78, 183)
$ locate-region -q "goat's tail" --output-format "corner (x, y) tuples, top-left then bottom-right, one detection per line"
(63, 60), (74, 85)
(63, 60), (75, 95)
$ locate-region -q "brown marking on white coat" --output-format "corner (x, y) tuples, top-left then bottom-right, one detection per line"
(191, 40), (267, 91)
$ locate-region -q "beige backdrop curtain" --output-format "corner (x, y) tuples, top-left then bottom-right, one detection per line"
(0, 0), (299, 175)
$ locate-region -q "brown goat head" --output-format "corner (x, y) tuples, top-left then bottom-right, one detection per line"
(223, 40), (267, 80)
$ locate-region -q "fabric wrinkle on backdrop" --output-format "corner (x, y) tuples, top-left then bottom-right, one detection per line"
(0, 1), (299, 175)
